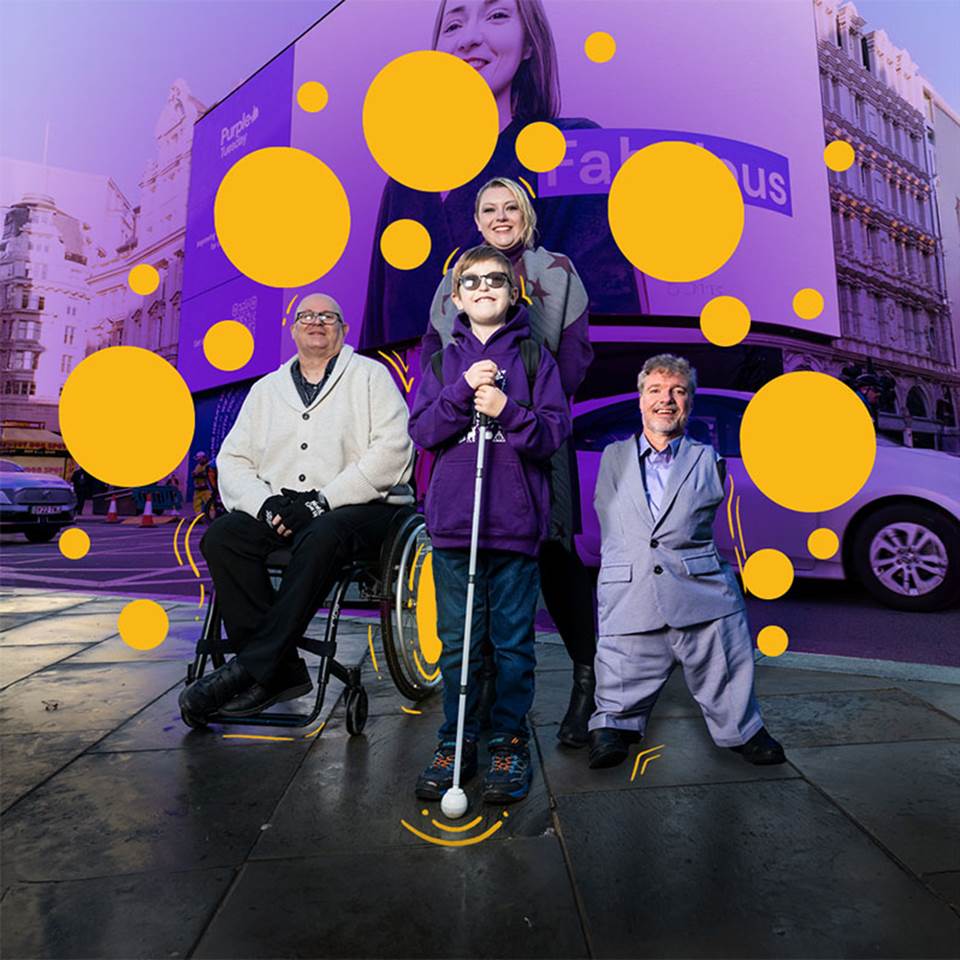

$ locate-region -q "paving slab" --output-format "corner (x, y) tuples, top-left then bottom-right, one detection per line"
(894, 680), (960, 722)
(0, 867), (234, 960)
(195, 839), (586, 959)
(753, 665), (897, 696)
(788, 740), (960, 875)
(556, 779), (960, 958)
(0, 642), (93, 689)
(63, 626), (204, 663)
(251, 713), (552, 861)
(0, 612), (122, 647)
(0, 661), (185, 734)
(924, 872), (960, 914)
(0, 594), (95, 616)
(1, 746), (309, 882)
(759, 688), (960, 747)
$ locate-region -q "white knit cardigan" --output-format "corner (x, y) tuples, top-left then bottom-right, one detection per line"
(217, 345), (415, 519)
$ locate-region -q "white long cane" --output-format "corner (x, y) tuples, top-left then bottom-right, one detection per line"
(440, 413), (490, 819)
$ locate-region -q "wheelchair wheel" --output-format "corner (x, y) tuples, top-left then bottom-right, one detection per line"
(380, 512), (443, 702)
(345, 687), (368, 736)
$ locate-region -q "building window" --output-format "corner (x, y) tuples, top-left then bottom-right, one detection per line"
(64, 326), (76, 345)
(60, 354), (73, 374)
(37, 295), (45, 310)
(21, 293), (28, 309)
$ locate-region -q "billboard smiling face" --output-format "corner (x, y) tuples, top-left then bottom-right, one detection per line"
(180, 0), (836, 391)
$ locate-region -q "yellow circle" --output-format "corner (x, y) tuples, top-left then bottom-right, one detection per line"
(584, 31), (616, 63)
(380, 219), (432, 271)
(59, 347), (195, 487)
(203, 320), (255, 371)
(214, 147), (350, 288)
(699, 296), (751, 347)
(757, 625), (789, 657)
(416, 551), (441, 664)
(807, 527), (839, 560)
(363, 51), (498, 191)
(128, 263), (159, 296)
(743, 549), (795, 600)
(608, 142), (744, 282)
(297, 81), (328, 113)
(515, 122), (567, 173)
(793, 288), (824, 320)
(118, 599), (169, 651)
(58, 527), (90, 560)
(823, 140), (855, 172)
(741, 372), (876, 512)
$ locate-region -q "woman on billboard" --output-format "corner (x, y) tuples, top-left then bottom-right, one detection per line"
(421, 175), (598, 747)
(359, 0), (644, 351)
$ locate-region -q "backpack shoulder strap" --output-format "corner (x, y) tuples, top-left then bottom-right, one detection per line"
(519, 337), (541, 406)
(430, 348), (445, 385)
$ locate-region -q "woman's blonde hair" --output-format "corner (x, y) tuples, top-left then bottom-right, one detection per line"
(474, 177), (537, 249)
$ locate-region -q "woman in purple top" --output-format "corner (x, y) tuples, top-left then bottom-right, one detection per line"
(421, 176), (599, 747)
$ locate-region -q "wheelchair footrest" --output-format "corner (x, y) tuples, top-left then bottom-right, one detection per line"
(300, 638), (336, 658)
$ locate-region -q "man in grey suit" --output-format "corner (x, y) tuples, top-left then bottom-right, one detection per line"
(588, 354), (785, 768)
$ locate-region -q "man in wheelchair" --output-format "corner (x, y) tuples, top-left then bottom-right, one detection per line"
(179, 292), (415, 724)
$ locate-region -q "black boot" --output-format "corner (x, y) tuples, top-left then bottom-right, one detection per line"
(557, 663), (596, 748)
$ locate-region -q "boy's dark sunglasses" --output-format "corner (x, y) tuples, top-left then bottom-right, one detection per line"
(458, 271), (510, 291)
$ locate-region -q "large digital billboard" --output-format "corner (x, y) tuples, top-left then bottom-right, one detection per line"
(180, 0), (837, 393)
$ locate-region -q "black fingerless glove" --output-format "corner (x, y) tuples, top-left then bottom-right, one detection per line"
(259, 493), (293, 528)
(276, 488), (329, 533)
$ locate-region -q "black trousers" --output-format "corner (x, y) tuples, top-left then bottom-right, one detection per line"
(200, 504), (401, 683)
(538, 539), (597, 666)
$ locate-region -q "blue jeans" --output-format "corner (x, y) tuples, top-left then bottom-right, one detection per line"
(432, 548), (539, 743)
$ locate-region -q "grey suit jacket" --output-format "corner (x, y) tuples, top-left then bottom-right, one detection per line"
(594, 434), (745, 635)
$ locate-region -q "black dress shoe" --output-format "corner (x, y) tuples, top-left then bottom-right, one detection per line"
(730, 727), (786, 765)
(557, 662), (596, 748)
(219, 660), (313, 718)
(179, 658), (254, 725)
(588, 727), (641, 769)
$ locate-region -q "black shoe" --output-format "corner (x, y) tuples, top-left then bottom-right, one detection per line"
(483, 736), (532, 803)
(557, 662), (596, 748)
(415, 740), (478, 800)
(476, 654), (496, 731)
(219, 659), (313, 718)
(179, 658), (254, 724)
(588, 727), (641, 769)
(730, 727), (786, 765)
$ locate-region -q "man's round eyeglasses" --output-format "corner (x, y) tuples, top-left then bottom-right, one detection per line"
(458, 271), (510, 291)
(295, 310), (341, 326)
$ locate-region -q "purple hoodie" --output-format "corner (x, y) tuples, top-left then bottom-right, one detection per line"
(409, 305), (571, 557)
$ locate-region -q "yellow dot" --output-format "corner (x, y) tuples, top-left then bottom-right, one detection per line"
(380, 219), (432, 270)
(515, 122), (567, 173)
(296, 81), (328, 113)
(742, 549), (794, 600)
(584, 31), (616, 63)
(421, 809), (429, 817)
(608, 142), (744, 282)
(807, 527), (839, 560)
(823, 140), (855, 172)
(128, 263), (159, 296)
(793, 288), (824, 320)
(118, 599), (169, 651)
(203, 320), (255, 371)
(363, 51), (498, 191)
(757, 625), (789, 657)
(214, 147), (350, 288)
(740, 372), (876, 512)
(59, 347), (195, 488)
(699, 296), (751, 347)
(58, 527), (90, 560)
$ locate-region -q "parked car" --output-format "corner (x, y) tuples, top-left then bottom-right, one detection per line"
(0, 460), (77, 543)
(573, 390), (960, 612)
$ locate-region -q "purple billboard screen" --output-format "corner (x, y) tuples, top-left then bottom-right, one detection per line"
(180, 0), (837, 392)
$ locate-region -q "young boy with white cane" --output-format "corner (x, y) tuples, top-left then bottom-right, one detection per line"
(409, 245), (570, 805)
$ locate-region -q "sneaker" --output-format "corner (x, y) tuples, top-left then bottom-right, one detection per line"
(415, 740), (478, 800)
(483, 736), (532, 803)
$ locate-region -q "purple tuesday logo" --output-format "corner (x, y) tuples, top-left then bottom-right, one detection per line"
(220, 106), (261, 159)
(542, 128), (792, 217)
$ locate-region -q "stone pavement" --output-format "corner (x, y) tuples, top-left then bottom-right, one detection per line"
(1, 588), (959, 959)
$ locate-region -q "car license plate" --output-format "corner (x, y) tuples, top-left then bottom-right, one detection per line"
(31, 505), (61, 515)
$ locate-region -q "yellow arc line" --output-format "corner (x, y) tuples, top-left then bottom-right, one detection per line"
(285, 294), (299, 315)
(734, 544), (746, 589)
(367, 625), (380, 674)
(442, 246), (461, 276)
(172, 517), (185, 566)
(518, 176), (536, 199)
(726, 473), (736, 540)
(630, 743), (665, 782)
(430, 816), (483, 833)
(400, 819), (504, 847)
(735, 495), (747, 556)
(377, 351), (413, 392)
(401, 706), (422, 715)
(198, 583), (205, 608)
(640, 754), (662, 777)
(392, 350), (409, 373)
(184, 513), (203, 578)
(519, 275), (533, 305)
(304, 721), (326, 739)
(413, 648), (440, 682)
(222, 734), (296, 742)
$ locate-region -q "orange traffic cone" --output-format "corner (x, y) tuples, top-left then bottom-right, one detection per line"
(106, 494), (119, 523)
(140, 493), (154, 527)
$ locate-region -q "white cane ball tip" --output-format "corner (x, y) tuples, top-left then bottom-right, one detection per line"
(441, 787), (468, 819)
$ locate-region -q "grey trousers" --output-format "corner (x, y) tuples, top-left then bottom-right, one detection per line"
(589, 609), (764, 747)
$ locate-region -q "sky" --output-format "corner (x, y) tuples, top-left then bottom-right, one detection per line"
(0, 0), (957, 205)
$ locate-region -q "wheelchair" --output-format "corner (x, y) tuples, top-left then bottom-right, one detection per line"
(183, 504), (442, 734)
